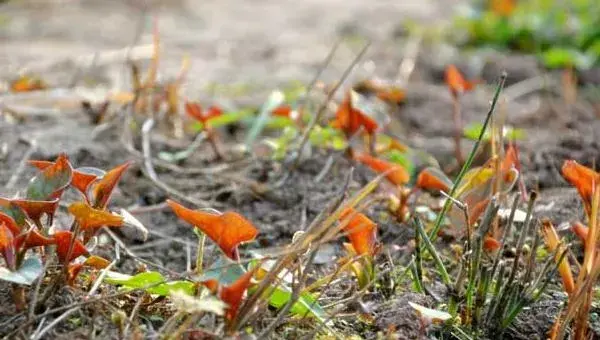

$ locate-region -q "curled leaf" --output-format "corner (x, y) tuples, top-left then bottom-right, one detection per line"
(26, 153), (73, 201)
(561, 160), (599, 215)
(92, 161), (133, 209)
(0, 223), (16, 270)
(15, 229), (54, 251)
(416, 167), (452, 193)
(54, 231), (89, 263)
(167, 200), (258, 260)
(339, 208), (377, 256)
(571, 222), (589, 246)
(68, 202), (124, 231)
(0, 212), (21, 236)
(220, 268), (256, 321)
(408, 302), (452, 324)
(355, 153), (409, 185)
(11, 199), (59, 224)
(501, 144), (522, 182)
(29, 160), (99, 196)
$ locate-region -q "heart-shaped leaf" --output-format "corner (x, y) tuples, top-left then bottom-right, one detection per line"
(167, 200), (258, 260)
(14, 229), (54, 251)
(220, 268), (256, 321)
(26, 153), (73, 201)
(0, 212), (21, 236)
(0, 257), (43, 285)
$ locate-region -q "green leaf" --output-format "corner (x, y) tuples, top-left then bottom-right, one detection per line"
(540, 47), (595, 69)
(385, 150), (416, 178)
(26, 155), (72, 200)
(245, 91), (285, 148)
(0, 257), (43, 285)
(266, 284), (328, 322)
(193, 257), (246, 286)
(0, 199), (27, 227)
(105, 271), (195, 296)
(190, 110), (255, 132)
(463, 122), (525, 141)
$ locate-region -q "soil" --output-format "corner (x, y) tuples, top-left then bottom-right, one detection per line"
(1, 1), (600, 339)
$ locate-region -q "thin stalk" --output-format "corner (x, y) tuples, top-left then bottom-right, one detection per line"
(195, 232), (206, 276)
(451, 94), (464, 165)
(414, 217), (450, 286)
(429, 72), (507, 241)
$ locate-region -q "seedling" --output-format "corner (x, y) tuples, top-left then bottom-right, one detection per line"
(185, 101), (225, 159)
(0, 154), (132, 310)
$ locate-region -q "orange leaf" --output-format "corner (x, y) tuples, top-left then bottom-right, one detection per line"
(541, 220), (575, 295)
(220, 268), (256, 321)
(11, 199), (59, 224)
(29, 160), (98, 195)
(416, 168), (451, 193)
(490, 0), (516, 17)
(339, 208), (377, 256)
(185, 101), (204, 122)
(332, 92), (379, 136)
(0, 212), (21, 236)
(67, 263), (85, 286)
(205, 106), (224, 122)
(468, 198), (491, 227)
(26, 153), (73, 201)
(483, 235), (501, 252)
(272, 105), (292, 118)
(92, 161), (133, 209)
(84, 255), (111, 269)
(54, 231), (89, 263)
(14, 229), (54, 251)
(167, 200), (258, 260)
(355, 153), (409, 185)
(10, 75), (47, 92)
(445, 65), (477, 95)
(561, 160), (599, 215)
(376, 88), (405, 105)
(0, 223), (16, 270)
(68, 202), (124, 231)
(571, 222), (589, 246)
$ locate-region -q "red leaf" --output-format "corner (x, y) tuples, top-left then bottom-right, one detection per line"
(67, 263), (85, 286)
(0, 223), (16, 270)
(167, 200), (258, 260)
(11, 199), (59, 224)
(561, 160), (599, 215)
(92, 161), (133, 209)
(0, 212), (21, 236)
(491, 0), (516, 17)
(355, 153), (409, 185)
(205, 106), (223, 122)
(185, 101), (204, 122)
(29, 160), (99, 196)
(416, 168), (451, 193)
(483, 236), (501, 252)
(501, 144), (521, 181)
(26, 153), (73, 201)
(0, 198), (28, 228)
(339, 208), (377, 256)
(68, 202), (124, 231)
(54, 231), (89, 263)
(445, 65), (477, 96)
(220, 268), (255, 321)
(14, 229), (54, 251)
(272, 105), (292, 118)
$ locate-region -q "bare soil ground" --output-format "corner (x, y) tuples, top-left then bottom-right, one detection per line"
(1, 1), (600, 339)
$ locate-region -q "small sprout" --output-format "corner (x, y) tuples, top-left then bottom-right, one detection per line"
(444, 65), (478, 97)
(167, 200), (258, 260)
(355, 152), (409, 186)
(331, 91), (379, 138)
(541, 219), (575, 295)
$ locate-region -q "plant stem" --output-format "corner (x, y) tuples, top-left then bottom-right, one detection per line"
(452, 94), (464, 165)
(428, 72), (507, 241)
